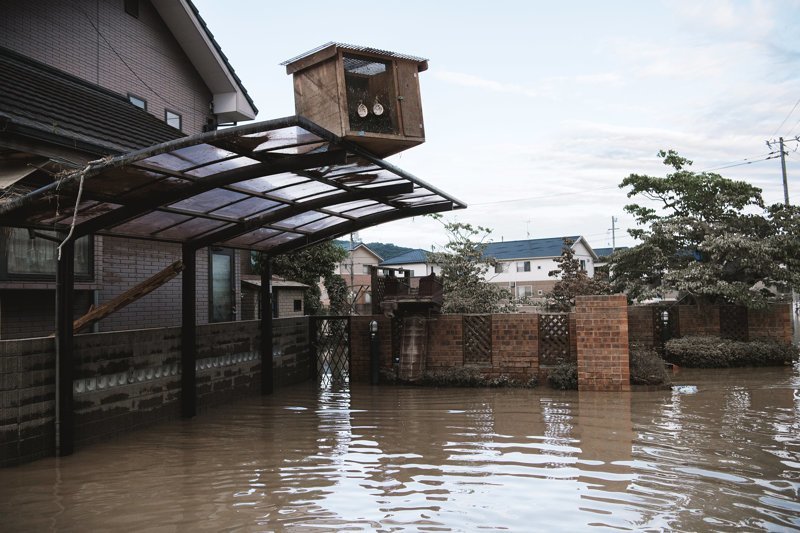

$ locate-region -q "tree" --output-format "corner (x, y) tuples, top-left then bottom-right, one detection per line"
(256, 241), (347, 315)
(427, 217), (513, 313)
(609, 150), (800, 308)
(547, 238), (612, 310)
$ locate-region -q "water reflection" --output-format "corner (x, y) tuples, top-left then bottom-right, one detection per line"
(1, 366), (799, 531)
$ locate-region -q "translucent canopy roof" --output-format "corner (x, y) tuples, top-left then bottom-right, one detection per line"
(0, 116), (465, 254)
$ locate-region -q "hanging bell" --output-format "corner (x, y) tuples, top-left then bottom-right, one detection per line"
(357, 101), (368, 118)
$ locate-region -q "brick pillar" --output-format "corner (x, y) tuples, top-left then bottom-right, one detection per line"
(575, 295), (630, 392)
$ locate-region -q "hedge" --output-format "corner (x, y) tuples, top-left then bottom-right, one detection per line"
(665, 336), (799, 367)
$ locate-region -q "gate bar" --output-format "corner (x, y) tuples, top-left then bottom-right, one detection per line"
(261, 257), (273, 394)
(181, 245), (196, 418)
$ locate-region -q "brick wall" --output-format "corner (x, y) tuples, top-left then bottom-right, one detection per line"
(0, 317), (309, 466)
(0, 290), (93, 339)
(748, 304), (793, 342)
(0, 0), (213, 134)
(350, 316), (391, 382)
(425, 315), (464, 372)
(628, 303), (794, 346)
(627, 306), (655, 349)
(678, 305), (720, 337)
(575, 295), (630, 392)
(489, 314), (538, 382)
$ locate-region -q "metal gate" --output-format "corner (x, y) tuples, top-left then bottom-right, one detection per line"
(311, 316), (351, 386)
(653, 305), (680, 355)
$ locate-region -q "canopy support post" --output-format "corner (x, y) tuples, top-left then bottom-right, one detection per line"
(55, 238), (75, 457)
(261, 257), (273, 395)
(181, 245), (197, 418)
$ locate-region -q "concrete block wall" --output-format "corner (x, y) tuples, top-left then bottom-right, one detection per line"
(575, 295), (630, 392)
(0, 317), (310, 467)
(0, 337), (55, 466)
(0, 0), (213, 134)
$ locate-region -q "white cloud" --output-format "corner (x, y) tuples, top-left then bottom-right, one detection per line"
(433, 70), (540, 98)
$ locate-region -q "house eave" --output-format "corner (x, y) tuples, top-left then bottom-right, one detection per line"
(153, 0), (257, 122)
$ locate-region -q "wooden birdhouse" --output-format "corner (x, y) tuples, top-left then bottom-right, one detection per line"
(282, 43), (428, 157)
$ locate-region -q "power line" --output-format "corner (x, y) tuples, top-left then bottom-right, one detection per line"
(470, 184), (619, 207)
(700, 153), (780, 172)
(72, 4), (178, 110)
(771, 96), (800, 138)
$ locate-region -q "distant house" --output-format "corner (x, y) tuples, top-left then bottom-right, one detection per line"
(378, 249), (439, 278)
(328, 242), (383, 312)
(0, 0), (257, 338)
(240, 278), (308, 320)
(484, 236), (598, 299)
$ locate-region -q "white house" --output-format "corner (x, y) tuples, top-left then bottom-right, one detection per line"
(378, 249), (440, 277)
(484, 236), (598, 299)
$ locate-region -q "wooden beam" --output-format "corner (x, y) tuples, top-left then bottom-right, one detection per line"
(71, 260), (185, 333)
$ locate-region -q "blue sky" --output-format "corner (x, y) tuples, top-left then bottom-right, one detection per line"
(194, 0), (800, 251)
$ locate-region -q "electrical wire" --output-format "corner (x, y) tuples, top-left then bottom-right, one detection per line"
(700, 153), (780, 172)
(72, 4), (178, 110)
(470, 184), (619, 207)
(771, 96), (800, 138)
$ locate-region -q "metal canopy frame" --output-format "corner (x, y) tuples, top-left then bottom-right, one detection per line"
(0, 115), (464, 456)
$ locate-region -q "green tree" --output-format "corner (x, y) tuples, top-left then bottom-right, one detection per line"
(256, 241), (347, 315)
(428, 217), (513, 313)
(547, 238), (612, 310)
(610, 150), (800, 308)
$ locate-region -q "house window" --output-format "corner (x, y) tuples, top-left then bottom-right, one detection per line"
(362, 265), (371, 275)
(516, 261), (530, 272)
(128, 94), (146, 110)
(165, 110), (182, 130)
(293, 299), (302, 312)
(494, 262), (507, 274)
(580, 259), (587, 271)
(516, 285), (533, 299)
(1, 229), (92, 279)
(209, 248), (234, 322)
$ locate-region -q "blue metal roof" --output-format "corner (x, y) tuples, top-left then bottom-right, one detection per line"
(380, 249), (430, 265)
(594, 247), (627, 259)
(484, 236), (582, 260)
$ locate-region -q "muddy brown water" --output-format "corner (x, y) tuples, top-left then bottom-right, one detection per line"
(1, 365), (799, 532)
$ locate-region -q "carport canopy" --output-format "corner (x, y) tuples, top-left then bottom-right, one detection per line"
(0, 115), (465, 253)
(0, 115), (464, 458)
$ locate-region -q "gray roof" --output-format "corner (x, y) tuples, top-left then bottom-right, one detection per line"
(484, 236), (588, 260)
(380, 249), (430, 265)
(281, 42), (428, 68)
(0, 46), (183, 155)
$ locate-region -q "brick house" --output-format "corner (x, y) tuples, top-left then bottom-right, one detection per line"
(0, 0), (257, 338)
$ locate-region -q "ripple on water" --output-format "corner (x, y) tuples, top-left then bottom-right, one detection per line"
(1, 368), (799, 530)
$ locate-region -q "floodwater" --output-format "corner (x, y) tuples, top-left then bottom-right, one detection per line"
(2, 366), (799, 532)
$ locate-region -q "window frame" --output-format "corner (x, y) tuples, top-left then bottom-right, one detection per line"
(164, 109), (182, 131)
(208, 247), (235, 323)
(516, 261), (531, 272)
(0, 230), (94, 281)
(128, 93), (147, 111)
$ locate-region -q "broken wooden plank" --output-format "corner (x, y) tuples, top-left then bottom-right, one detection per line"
(71, 260), (185, 333)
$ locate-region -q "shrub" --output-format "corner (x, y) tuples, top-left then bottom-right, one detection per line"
(547, 362), (578, 390)
(665, 336), (799, 368)
(412, 367), (538, 388)
(629, 345), (671, 386)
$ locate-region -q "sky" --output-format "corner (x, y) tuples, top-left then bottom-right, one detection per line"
(194, 0), (800, 253)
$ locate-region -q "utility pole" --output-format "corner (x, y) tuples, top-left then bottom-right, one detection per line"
(609, 216), (618, 251)
(766, 136), (797, 205)
(779, 137), (789, 206)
